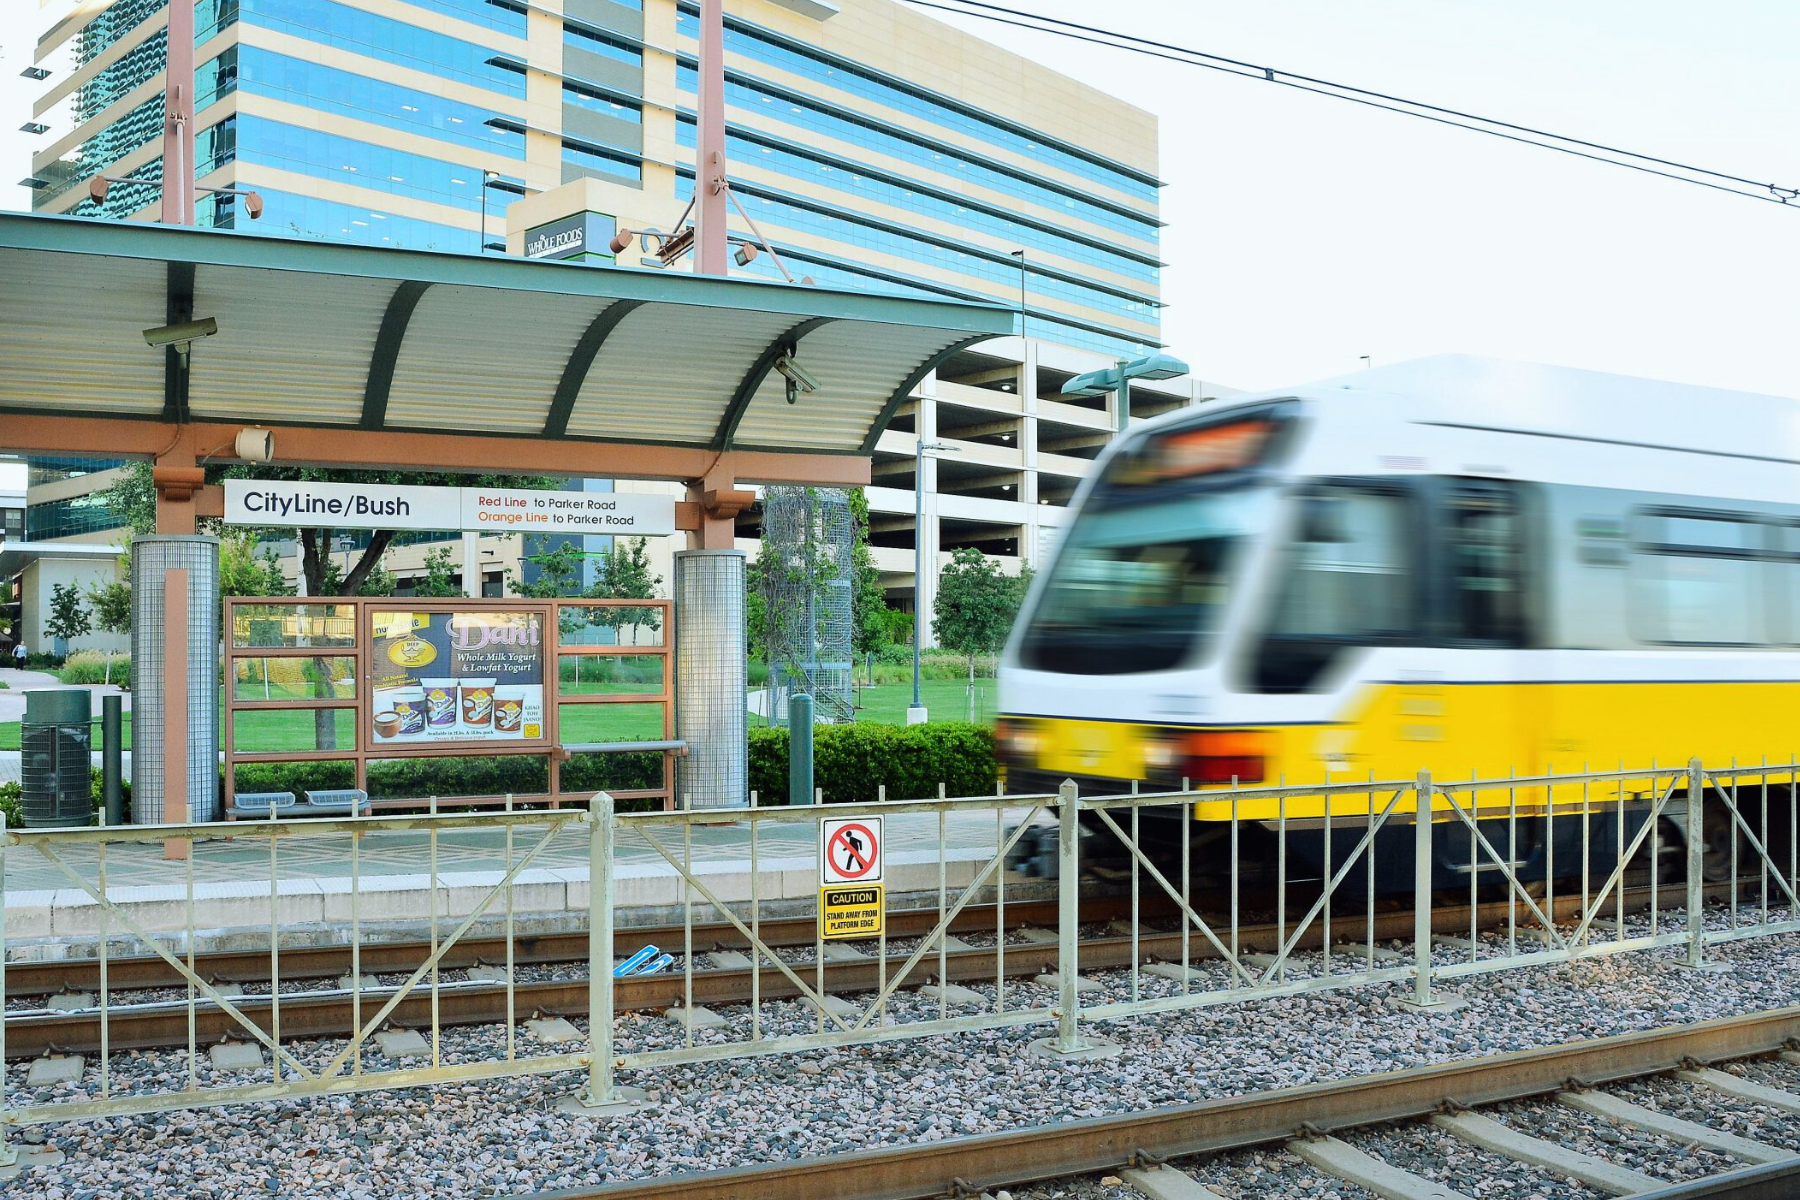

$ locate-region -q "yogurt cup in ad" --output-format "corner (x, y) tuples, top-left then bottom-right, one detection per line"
(393, 686), (427, 735)
(493, 687), (525, 734)
(421, 678), (458, 728)
(460, 678), (497, 728)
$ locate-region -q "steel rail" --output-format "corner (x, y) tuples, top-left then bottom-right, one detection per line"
(6, 877), (1776, 1058)
(1629, 1159), (1800, 1200)
(516, 1006), (1800, 1200)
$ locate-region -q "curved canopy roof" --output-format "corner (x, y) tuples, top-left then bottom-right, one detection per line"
(0, 212), (1013, 456)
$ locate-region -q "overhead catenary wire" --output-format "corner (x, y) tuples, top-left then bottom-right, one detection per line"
(903, 0), (1800, 209)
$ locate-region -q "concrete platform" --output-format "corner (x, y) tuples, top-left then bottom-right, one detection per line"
(4, 808), (1052, 957)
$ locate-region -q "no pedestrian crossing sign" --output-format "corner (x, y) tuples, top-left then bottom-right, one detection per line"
(819, 816), (883, 941)
(820, 816), (882, 884)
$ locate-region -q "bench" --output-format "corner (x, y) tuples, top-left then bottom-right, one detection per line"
(230, 792), (296, 819)
(300, 788), (372, 817)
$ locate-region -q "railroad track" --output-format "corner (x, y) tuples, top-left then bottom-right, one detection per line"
(3, 880), (1759, 1059)
(520, 1007), (1800, 1200)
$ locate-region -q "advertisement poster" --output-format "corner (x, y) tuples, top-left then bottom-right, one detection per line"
(368, 609), (546, 747)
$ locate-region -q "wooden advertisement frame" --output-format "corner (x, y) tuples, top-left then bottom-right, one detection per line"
(223, 597), (675, 813)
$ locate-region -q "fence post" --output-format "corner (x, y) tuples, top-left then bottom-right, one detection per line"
(1399, 769), (1463, 1012)
(1686, 758), (1709, 970)
(1029, 779), (1120, 1060)
(563, 792), (645, 1115)
(0, 807), (12, 1171)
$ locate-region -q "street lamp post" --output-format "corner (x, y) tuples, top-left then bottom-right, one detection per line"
(1060, 352), (1192, 432)
(910, 437), (958, 725)
(479, 169), (498, 253)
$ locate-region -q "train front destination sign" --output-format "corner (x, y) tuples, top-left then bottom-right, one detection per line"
(224, 479), (675, 536)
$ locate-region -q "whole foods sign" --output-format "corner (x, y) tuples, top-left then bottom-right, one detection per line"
(223, 480), (674, 536)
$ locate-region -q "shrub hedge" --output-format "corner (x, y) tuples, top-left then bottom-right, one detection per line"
(0, 770), (133, 827)
(747, 721), (996, 804)
(58, 651), (130, 685)
(232, 750), (665, 812)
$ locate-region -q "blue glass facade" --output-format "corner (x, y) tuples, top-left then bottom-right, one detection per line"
(37, 0), (1160, 355)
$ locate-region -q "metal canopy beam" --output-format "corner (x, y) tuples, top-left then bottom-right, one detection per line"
(0, 414), (874, 487)
(161, 260), (194, 423)
(543, 299), (645, 438)
(359, 280), (432, 430)
(712, 316), (835, 450)
(859, 335), (994, 452)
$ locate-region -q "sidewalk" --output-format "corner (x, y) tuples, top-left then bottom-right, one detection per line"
(1, 803), (1058, 950)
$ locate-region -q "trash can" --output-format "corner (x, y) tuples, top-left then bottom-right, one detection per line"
(20, 689), (93, 828)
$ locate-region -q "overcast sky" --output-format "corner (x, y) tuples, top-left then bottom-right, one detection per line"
(3, 0), (1796, 430)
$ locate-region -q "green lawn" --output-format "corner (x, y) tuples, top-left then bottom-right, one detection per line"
(0, 673), (992, 752)
(749, 677), (998, 728)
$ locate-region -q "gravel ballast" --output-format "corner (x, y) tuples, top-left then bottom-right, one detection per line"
(2, 911), (1796, 1198)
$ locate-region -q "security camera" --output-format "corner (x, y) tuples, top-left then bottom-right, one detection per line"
(773, 352), (819, 394)
(143, 317), (219, 349)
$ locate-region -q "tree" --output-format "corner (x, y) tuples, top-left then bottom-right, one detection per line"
(587, 537), (662, 643)
(220, 532), (294, 599)
(509, 540), (584, 599)
(88, 575), (133, 685)
(933, 547), (1029, 680)
(45, 582), (92, 653)
(845, 488), (894, 658)
(411, 545), (458, 597)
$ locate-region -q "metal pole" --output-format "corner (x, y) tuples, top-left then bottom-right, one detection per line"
(480, 183), (488, 253)
(1412, 769), (1435, 1007)
(102, 694), (124, 827)
(789, 693), (813, 806)
(1054, 778), (1082, 1051)
(694, 0), (729, 274)
(911, 437), (925, 713)
(1012, 249), (1027, 341)
(583, 791), (616, 1105)
(162, 0), (196, 225)
(1115, 362), (1131, 433)
(1687, 758), (1707, 968)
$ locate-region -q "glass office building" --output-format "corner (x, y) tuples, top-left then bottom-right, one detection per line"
(28, 0), (1164, 357)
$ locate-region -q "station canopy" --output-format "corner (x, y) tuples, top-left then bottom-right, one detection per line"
(0, 212), (1013, 455)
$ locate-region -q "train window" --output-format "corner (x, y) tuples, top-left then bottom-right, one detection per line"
(1444, 483), (1524, 645)
(1250, 487), (1415, 692)
(1630, 511), (1765, 645)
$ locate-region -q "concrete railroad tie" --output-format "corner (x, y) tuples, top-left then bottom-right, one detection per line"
(1288, 1135), (1473, 1200)
(1557, 1091), (1792, 1163)
(1119, 1165), (1231, 1200)
(1430, 1111), (1661, 1195)
(665, 1005), (727, 1031)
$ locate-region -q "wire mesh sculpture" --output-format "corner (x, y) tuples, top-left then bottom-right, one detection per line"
(761, 487), (855, 723)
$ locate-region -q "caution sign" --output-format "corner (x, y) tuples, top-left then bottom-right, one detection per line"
(820, 885), (884, 940)
(821, 816), (883, 885)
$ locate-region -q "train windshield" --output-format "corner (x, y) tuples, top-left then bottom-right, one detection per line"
(1017, 487), (1268, 674)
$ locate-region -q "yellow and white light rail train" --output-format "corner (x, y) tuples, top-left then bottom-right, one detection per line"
(996, 356), (1800, 886)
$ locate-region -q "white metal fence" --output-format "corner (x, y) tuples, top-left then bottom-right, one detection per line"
(3, 759), (1797, 1153)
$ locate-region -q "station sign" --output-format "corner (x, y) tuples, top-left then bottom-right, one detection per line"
(819, 815), (883, 941)
(223, 479), (674, 536)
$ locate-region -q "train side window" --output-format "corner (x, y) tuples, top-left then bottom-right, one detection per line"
(1250, 486), (1415, 693)
(1629, 511), (1764, 645)
(1444, 483), (1524, 645)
